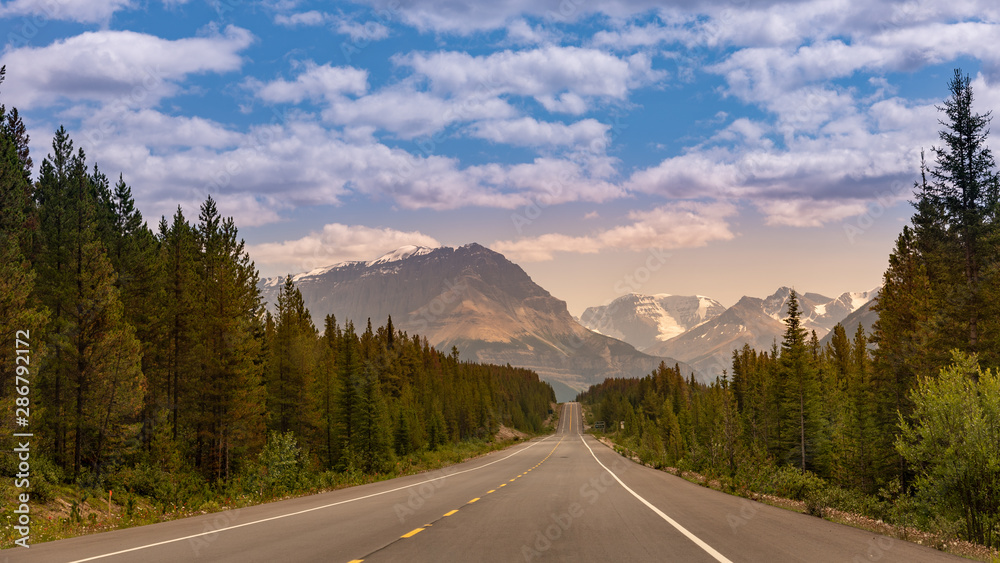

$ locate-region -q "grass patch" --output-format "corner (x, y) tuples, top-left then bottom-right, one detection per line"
(1, 432), (551, 550)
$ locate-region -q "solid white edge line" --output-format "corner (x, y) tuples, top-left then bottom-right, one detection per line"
(68, 435), (554, 562)
(580, 409), (732, 563)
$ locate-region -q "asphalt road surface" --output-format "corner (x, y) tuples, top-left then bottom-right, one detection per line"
(6, 403), (966, 562)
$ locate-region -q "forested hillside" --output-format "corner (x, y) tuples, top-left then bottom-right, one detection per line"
(0, 64), (554, 507)
(580, 70), (1000, 550)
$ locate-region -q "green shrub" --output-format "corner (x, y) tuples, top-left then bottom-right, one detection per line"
(767, 465), (826, 502)
(897, 352), (1000, 547)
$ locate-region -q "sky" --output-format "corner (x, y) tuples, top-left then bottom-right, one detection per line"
(2, 0), (998, 316)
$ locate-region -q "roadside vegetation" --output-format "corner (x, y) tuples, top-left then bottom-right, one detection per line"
(580, 70), (1000, 561)
(0, 64), (555, 549)
(0, 429), (551, 546)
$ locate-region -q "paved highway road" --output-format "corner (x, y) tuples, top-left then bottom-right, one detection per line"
(7, 403), (964, 562)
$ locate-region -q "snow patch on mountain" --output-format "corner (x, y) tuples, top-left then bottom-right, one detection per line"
(367, 245), (435, 266)
(849, 288), (880, 312)
(696, 296), (716, 322)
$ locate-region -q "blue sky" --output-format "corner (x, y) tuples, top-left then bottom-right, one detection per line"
(2, 0), (998, 314)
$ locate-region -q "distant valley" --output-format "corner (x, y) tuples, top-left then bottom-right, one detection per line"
(260, 243), (880, 397)
(259, 244), (695, 401)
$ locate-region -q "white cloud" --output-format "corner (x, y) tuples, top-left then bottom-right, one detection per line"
(400, 46), (664, 112)
(79, 108), (243, 154)
(322, 85), (516, 139)
(63, 111), (625, 230)
(0, 0), (131, 24)
(250, 46), (661, 140)
(753, 198), (873, 228)
(493, 201), (737, 261)
(334, 16), (391, 41)
(469, 117), (609, 148)
(272, 10), (390, 41)
(247, 223), (441, 275)
(346, 0), (799, 35)
(505, 19), (557, 45)
(274, 10), (326, 26)
(624, 89), (941, 225)
(250, 62), (369, 104)
(0, 26), (253, 109)
(711, 22), (1000, 105)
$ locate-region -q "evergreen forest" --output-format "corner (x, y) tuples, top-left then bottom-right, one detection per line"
(0, 64), (555, 538)
(579, 70), (1000, 550)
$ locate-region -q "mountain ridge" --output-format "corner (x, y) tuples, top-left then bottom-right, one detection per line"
(259, 243), (695, 401)
(604, 286), (880, 378)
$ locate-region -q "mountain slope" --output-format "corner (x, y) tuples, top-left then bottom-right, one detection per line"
(579, 293), (726, 351)
(645, 294), (788, 377)
(819, 294), (880, 348)
(259, 244), (694, 401)
(644, 286), (880, 378)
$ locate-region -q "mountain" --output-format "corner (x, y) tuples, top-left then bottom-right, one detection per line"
(819, 293), (880, 348)
(759, 287), (879, 337)
(579, 293), (726, 350)
(642, 286), (880, 378)
(259, 244), (694, 401)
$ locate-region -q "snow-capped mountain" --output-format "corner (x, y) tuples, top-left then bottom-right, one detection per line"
(263, 245), (437, 287)
(623, 286), (881, 379)
(579, 294), (726, 351)
(259, 244), (694, 401)
(759, 286), (881, 338)
(819, 292), (880, 348)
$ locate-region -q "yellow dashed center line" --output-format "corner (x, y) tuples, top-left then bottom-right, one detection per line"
(350, 407), (577, 563)
(351, 411), (578, 563)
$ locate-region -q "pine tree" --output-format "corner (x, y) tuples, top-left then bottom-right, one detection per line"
(313, 314), (341, 469)
(336, 321), (361, 470)
(32, 126), (76, 468)
(0, 66), (33, 182)
(0, 77), (47, 444)
(267, 277), (317, 438)
(194, 196), (265, 480)
(871, 227), (934, 484)
(156, 208), (201, 444)
(778, 290), (818, 472)
(923, 70), (1000, 362)
(67, 240), (145, 474)
(352, 362), (394, 473)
